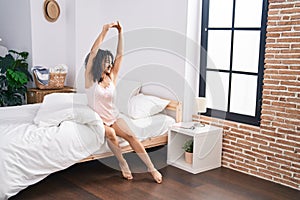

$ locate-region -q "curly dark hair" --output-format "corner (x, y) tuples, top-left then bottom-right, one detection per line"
(85, 49), (114, 83)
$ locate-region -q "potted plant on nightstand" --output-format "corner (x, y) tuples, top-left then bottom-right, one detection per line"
(0, 50), (32, 106)
(182, 139), (193, 164)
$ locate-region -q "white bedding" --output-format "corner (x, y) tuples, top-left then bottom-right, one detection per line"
(0, 94), (175, 199)
(0, 103), (105, 199)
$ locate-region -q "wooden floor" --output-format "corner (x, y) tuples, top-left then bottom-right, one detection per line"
(10, 146), (300, 200)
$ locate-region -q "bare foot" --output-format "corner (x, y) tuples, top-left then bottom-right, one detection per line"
(149, 169), (162, 183)
(119, 162), (133, 180)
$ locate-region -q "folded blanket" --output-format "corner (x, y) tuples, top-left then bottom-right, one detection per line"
(31, 66), (49, 85)
(33, 93), (101, 127)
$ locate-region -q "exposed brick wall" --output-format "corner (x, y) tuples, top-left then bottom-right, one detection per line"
(194, 0), (300, 190)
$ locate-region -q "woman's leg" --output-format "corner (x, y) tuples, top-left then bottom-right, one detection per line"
(104, 125), (133, 180)
(111, 118), (162, 183)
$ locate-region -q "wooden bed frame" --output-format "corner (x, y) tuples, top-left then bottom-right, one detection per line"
(79, 98), (182, 162)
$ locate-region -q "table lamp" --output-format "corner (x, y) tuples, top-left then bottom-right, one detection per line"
(195, 97), (207, 127)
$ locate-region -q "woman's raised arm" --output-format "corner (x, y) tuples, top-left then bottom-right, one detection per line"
(85, 23), (114, 88)
(111, 21), (123, 84)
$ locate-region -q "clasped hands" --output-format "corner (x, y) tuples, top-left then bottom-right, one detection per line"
(103, 21), (122, 33)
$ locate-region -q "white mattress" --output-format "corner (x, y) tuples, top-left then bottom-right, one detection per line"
(93, 112), (175, 154)
(0, 103), (175, 199)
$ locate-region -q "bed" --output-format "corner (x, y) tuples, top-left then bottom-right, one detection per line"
(0, 81), (182, 199)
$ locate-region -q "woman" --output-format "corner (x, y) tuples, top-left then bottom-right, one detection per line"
(84, 21), (162, 183)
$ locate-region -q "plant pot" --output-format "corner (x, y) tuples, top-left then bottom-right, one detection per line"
(184, 152), (193, 164)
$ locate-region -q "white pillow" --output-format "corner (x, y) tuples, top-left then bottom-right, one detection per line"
(115, 79), (142, 115)
(128, 93), (170, 119)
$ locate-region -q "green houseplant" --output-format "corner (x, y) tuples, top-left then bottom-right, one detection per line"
(0, 50), (32, 106)
(182, 139), (193, 164)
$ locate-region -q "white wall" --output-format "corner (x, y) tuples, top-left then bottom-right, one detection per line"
(183, 0), (202, 121)
(74, 0), (188, 103)
(0, 0), (202, 120)
(29, 0), (71, 86)
(65, 0), (76, 87)
(0, 0), (72, 87)
(0, 0), (32, 67)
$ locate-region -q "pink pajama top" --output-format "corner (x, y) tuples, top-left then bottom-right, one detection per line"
(85, 82), (119, 126)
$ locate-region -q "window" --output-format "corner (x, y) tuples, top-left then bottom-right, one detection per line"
(199, 0), (268, 126)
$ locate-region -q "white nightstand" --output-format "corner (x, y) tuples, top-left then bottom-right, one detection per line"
(167, 122), (223, 174)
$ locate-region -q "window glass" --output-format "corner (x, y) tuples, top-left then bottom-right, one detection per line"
(207, 30), (231, 70)
(234, 0), (263, 27)
(232, 30), (261, 73)
(230, 74), (258, 116)
(209, 0), (233, 28)
(206, 71), (229, 111)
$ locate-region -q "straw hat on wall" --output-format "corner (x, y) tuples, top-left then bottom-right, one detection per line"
(43, 0), (60, 22)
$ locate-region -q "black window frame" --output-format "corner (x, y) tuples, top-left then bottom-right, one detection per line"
(199, 0), (268, 126)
